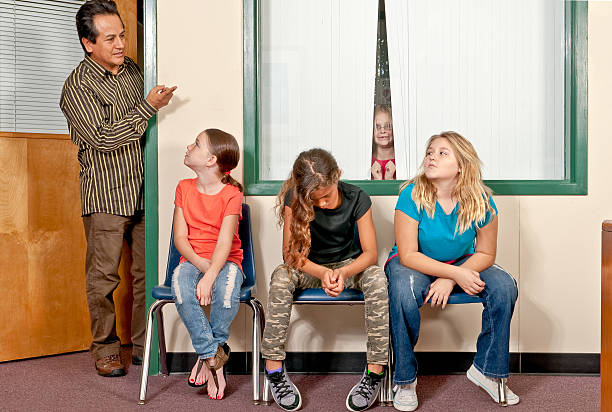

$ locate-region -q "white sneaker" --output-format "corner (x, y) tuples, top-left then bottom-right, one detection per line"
(392, 379), (418, 411)
(466, 364), (519, 405)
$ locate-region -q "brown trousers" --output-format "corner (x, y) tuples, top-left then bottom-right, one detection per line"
(82, 212), (145, 360)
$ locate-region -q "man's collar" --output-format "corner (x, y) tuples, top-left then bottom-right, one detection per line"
(83, 55), (126, 77)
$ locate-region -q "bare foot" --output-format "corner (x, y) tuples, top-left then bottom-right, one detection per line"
(211, 366), (226, 399)
(189, 359), (208, 386)
(206, 358), (227, 399)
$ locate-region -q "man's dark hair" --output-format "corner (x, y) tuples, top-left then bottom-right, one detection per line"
(76, 0), (122, 54)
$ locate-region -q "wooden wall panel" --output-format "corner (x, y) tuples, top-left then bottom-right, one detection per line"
(0, 138), (92, 362)
(26, 139), (90, 356)
(116, 0), (138, 62)
(0, 139), (30, 361)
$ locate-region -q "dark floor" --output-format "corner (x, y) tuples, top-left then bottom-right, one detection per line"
(0, 348), (600, 412)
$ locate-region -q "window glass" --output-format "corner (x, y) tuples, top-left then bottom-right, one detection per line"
(0, 0), (85, 134)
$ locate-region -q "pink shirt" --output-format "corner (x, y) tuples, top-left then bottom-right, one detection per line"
(371, 157), (396, 180)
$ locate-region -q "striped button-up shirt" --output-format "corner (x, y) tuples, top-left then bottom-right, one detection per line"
(60, 55), (157, 216)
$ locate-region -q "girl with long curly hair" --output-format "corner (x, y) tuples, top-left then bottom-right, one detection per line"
(261, 148), (389, 412)
(385, 132), (519, 411)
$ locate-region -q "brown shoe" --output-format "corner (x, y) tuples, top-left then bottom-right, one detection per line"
(95, 354), (126, 377)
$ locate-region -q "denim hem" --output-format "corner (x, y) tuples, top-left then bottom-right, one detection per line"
(481, 292), (494, 372)
(473, 361), (509, 379)
(393, 375), (417, 385)
(198, 349), (217, 360)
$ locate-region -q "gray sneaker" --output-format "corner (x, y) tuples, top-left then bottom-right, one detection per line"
(265, 366), (302, 411)
(345, 367), (385, 411)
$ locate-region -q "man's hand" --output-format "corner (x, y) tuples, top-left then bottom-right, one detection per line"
(425, 278), (455, 309)
(196, 273), (215, 306)
(146, 85), (177, 110)
(454, 267), (485, 295)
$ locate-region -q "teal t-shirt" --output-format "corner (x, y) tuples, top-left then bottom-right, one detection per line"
(388, 183), (498, 262)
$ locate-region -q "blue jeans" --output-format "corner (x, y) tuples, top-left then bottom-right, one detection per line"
(172, 261), (244, 359)
(385, 256), (518, 384)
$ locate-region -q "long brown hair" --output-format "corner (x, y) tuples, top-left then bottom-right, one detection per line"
(204, 128), (243, 192)
(276, 148), (341, 268)
(400, 131), (494, 234)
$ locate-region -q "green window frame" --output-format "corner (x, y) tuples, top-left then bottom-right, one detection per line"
(143, 0), (160, 375)
(243, 0), (587, 196)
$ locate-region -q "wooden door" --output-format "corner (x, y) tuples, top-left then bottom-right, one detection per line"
(0, 136), (91, 361)
(0, 0), (139, 362)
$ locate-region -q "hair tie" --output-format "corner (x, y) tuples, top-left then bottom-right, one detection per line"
(224, 171), (231, 175)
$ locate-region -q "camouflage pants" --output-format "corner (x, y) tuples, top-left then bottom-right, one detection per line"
(261, 259), (389, 365)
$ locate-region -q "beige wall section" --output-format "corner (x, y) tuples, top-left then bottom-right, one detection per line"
(518, 1), (612, 353)
(157, 0), (245, 352)
(156, 1), (609, 355)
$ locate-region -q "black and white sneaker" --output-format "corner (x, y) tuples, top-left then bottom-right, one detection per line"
(265, 365), (302, 411)
(345, 367), (385, 411)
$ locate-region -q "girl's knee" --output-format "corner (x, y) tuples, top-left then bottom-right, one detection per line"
(214, 263), (243, 309)
(390, 285), (422, 315)
(363, 266), (388, 291)
(483, 266), (518, 304)
(388, 268), (428, 299)
(269, 264), (295, 289)
(172, 262), (198, 305)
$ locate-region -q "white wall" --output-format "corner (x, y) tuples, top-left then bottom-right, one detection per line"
(156, 1), (611, 356)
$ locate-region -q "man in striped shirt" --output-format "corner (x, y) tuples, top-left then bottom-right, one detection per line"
(60, 0), (175, 377)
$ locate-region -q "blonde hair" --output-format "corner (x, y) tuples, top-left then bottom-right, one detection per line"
(400, 131), (495, 234)
(276, 148), (341, 268)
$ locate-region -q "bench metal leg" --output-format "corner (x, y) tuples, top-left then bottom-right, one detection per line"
(384, 339), (394, 406)
(262, 373), (271, 405)
(379, 376), (387, 405)
(248, 298), (265, 405)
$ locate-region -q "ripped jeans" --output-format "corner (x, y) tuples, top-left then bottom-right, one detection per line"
(385, 256), (518, 384)
(172, 261), (244, 359)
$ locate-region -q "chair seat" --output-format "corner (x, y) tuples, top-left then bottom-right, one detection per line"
(291, 288), (481, 304)
(293, 287), (364, 302)
(447, 292), (482, 305)
(151, 285), (253, 302)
